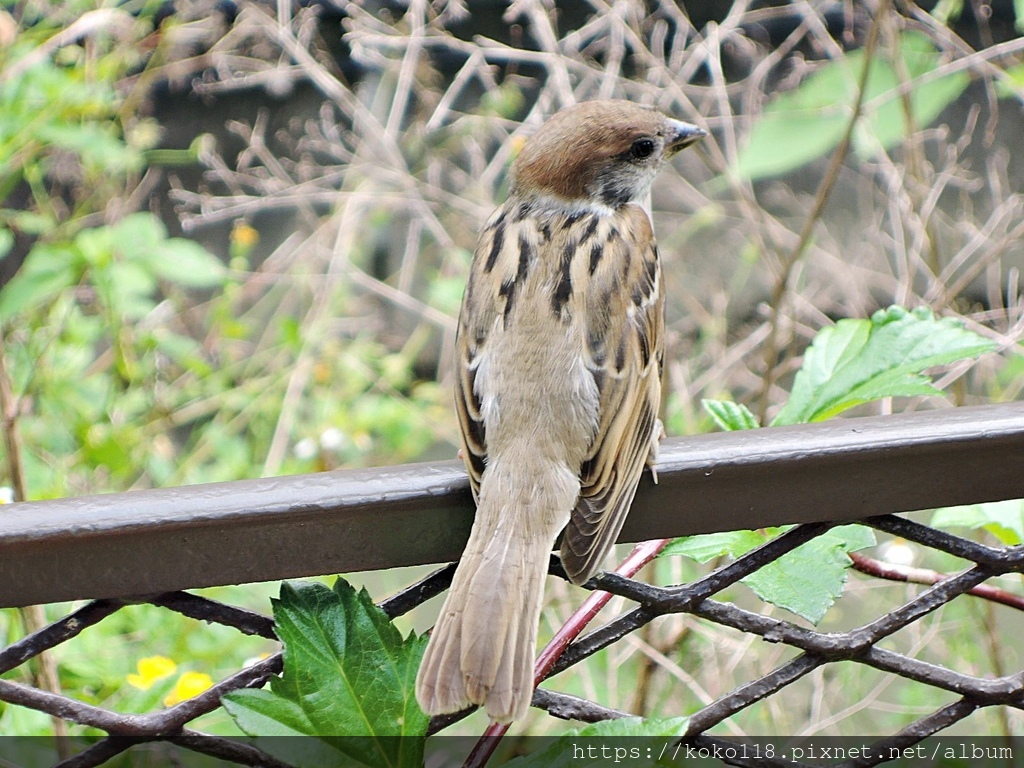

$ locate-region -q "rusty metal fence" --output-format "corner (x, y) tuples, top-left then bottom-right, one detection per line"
(2, 402), (1024, 766)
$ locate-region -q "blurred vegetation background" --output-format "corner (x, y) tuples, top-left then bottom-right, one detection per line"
(1, 0), (1023, 743)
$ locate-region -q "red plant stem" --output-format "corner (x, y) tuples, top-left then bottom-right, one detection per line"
(849, 552), (1024, 610)
(462, 538), (672, 768)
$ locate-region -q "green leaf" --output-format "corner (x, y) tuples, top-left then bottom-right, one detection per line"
(772, 305), (994, 426)
(109, 212), (166, 255)
(663, 526), (875, 624)
(702, 399), (760, 431)
(736, 33), (969, 180)
(1016, 0), (1024, 33)
(504, 717), (690, 767)
(0, 243), (79, 319)
(223, 579), (428, 768)
(855, 32), (969, 156)
(75, 225), (116, 268)
(38, 123), (142, 174)
(3, 211), (55, 236)
(150, 238), (226, 288)
(744, 525), (876, 624)
(0, 228), (12, 261)
(931, 500), (1024, 546)
(996, 63), (1024, 100)
(222, 688), (316, 736)
(107, 260), (158, 319)
(735, 57), (853, 180)
(930, 0), (963, 25)
(660, 530), (768, 563)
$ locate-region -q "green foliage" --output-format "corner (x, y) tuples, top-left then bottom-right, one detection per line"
(931, 500), (1024, 546)
(700, 399), (758, 431)
(743, 526), (876, 624)
(995, 62), (1024, 99)
(218, 580), (697, 757)
(0, 585), (278, 736)
(224, 580), (428, 767)
(772, 306), (994, 426)
(929, 0), (963, 25)
(665, 305), (992, 623)
(0, 212), (224, 319)
(480, 81), (526, 119)
(0, 49), (143, 228)
(0, 14), (450, 497)
(660, 530), (767, 562)
(662, 525), (875, 624)
(736, 32), (970, 180)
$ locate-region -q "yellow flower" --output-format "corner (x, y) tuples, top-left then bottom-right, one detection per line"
(230, 221), (259, 249)
(163, 671), (214, 706)
(508, 134), (528, 157)
(126, 656), (177, 690)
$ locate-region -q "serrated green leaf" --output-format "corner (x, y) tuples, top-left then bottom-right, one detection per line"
(660, 530), (768, 563)
(222, 689), (315, 737)
(743, 525), (876, 624)
(505, 717), (690, 767)
(931, 500), (1024, 546)
(701, 399), (760, 431)
(224, 579), (428, 768)
(663, 526), (876, 624)
(223, 690), (347, 768)
(772, 305), (994, 426)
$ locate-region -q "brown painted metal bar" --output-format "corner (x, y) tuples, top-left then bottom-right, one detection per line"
(1, 402), (1023, 608)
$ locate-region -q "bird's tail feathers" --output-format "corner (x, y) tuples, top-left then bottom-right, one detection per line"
(415, 458), (576, 723)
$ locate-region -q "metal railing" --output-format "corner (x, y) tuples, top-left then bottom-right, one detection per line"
(1, 402), (1023, 766)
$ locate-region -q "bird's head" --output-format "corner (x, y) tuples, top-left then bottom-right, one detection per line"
(510, 100), (706, 213)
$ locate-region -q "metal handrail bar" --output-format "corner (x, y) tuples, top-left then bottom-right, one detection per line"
(2, 402), (1022, 608)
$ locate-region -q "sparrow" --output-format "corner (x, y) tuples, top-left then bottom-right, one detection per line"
(415, 100), (706, 723)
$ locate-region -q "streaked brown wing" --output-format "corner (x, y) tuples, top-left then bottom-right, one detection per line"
(453, 208), (516, 498)
(560, 205), (665, 585)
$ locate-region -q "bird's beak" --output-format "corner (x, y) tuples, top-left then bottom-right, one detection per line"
(665, 119), (707, 155)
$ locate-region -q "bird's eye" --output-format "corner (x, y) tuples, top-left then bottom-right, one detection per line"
(630, 138), (655, 159)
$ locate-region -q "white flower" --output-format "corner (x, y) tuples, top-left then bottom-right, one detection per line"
(319, 427), (346, 451)
(879, 538), (916, 567)
(293, 438), (317, 461)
